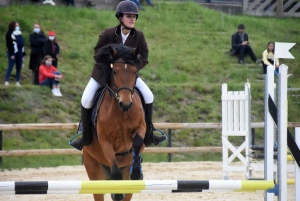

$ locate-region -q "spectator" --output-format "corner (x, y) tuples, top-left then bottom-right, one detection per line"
(65, 0), (75, 6)
(86, 0), (95, 7)
(70, 0), (166, 150)
(130, 0), (144, 10)
(5, 21), (25, 86)
(44, 30), (60, 68)
(29, 23), (47, 85)
(39, 55), (63, 97)
(230, 24), (258, 65)
(262, 42), (293, 78)
(145, 0), (155, 7)
(42, 0), (56, 5)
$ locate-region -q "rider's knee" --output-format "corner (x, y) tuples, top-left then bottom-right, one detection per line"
(143, 91), (154, 104)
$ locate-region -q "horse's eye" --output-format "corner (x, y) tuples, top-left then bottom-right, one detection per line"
(134, 71), (137, 75)
(113, 70), (116, 75)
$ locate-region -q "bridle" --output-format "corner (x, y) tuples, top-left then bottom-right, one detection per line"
(106, 59), (137, 100)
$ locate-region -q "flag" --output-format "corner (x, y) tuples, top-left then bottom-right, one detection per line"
(274, 42), (296, 59)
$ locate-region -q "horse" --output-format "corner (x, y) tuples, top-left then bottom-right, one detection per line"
(82, 44), (146, 201)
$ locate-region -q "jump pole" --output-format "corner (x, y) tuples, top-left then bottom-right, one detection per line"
(277, 64), (288, 200)
(295, 128), (300, 201)
(0, 180), (276, 195)
(264, 65), (276, 201)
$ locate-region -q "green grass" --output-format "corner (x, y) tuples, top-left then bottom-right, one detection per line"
(1, 2), (300, 169)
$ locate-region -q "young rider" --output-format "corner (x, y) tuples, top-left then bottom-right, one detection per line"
(70, 0), (166, 150)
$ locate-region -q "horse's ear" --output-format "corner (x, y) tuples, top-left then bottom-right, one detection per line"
(132, 46), (141, 56)
(109, 46), (117, 57)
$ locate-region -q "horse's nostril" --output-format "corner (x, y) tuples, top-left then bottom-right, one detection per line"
(119, 102), (123, 108)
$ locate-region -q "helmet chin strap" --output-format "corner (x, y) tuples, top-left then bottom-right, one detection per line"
(120, 22), (132, 30)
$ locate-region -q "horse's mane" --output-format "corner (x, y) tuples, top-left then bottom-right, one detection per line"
(94, 44), (142, 66)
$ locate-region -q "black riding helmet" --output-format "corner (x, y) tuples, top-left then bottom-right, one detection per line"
(115, 0), (139, 23)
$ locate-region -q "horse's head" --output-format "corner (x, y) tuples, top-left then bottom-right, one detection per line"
(94, 44), (141, 112)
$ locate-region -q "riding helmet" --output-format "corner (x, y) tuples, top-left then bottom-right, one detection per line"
(115, 0), (139, 20)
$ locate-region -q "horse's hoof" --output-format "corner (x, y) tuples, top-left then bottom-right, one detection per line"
(111, 193), (125, 201)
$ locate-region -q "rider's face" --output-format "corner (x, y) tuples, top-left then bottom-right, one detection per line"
(121, 14), (136, 28)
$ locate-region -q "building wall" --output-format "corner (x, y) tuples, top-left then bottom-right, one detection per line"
(0, 0), (119, 10)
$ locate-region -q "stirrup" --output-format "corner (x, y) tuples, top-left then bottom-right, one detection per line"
(153, 128), (167, 145)
(69, 133), (83, 151)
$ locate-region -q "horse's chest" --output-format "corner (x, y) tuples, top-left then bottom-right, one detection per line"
(103, 117), (137, 137)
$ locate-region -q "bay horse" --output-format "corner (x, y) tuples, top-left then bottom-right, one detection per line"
(83, 44), (146, 201)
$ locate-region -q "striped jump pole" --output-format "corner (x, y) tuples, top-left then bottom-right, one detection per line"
(0, 180), (276, 195)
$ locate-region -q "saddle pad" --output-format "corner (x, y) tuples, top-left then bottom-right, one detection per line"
(91, 87), (107, 127)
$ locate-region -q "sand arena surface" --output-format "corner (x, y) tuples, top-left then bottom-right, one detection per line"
(1, 162), (295, 201)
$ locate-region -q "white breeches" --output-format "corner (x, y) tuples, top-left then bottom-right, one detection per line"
(81, 77), (153, 109)
(136, 77), (154, 104)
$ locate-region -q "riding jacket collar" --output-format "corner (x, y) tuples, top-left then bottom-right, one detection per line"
(114, 24), (136, 37)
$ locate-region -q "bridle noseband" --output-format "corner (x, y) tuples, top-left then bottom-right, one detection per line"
(106, 59), (137, 100)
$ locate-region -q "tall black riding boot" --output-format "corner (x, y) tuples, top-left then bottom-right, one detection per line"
(70, 105), (93, 150)
(143, 103), (167, 147)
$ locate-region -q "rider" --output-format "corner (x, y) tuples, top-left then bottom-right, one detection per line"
(70, 0), (167, 150)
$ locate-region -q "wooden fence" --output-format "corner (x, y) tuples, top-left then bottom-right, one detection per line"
(1, 122), (300, 161)
(243, 0), (300, 17)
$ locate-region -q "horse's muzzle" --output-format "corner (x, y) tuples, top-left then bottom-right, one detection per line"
(119, 101), (133, 112)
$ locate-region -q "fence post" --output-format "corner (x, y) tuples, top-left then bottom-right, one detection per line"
(168, 129), (172, 162)
(277, 0), (283, 18)
(251, 128), (255, 146)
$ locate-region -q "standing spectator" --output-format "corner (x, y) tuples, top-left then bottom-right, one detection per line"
(230, 24), (258, 65)
(5, 21), (26, 86)
(262, 42), (293, 78)
(65, 0), (75, 6)
(130, 0), (144, 10)
(39, 55), (63, 97)
(42, 0), (56, 5)
(29, 23), (47, 85)
(44, 30), (60, 68)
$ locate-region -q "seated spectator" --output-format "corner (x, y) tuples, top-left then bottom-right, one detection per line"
(262, 42), (293, 78)
(39, 55), (63, 97)
(5, 21), (26, 86)
(230, 24), (258, 65)
(44, 30), (60, 68)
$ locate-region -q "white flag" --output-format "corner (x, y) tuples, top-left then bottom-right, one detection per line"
(274, 42), (296, 59)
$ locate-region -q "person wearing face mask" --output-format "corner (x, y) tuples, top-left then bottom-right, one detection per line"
(44, 31), (60, 68)
(29, 23), (47, 85)
(70, 0), (167, 151)
(39, 55), (63, 97)
(5, 21), (26, 86)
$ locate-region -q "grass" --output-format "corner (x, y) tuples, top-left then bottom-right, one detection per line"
(0, 2), (300, 169)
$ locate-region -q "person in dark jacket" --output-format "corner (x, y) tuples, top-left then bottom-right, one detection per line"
(44, 30), (60, 68)
(29, 23), (47, 85)
(230, 24), (258, 65)
(5, 21), (25, 86)
(70, 0), (166, 151)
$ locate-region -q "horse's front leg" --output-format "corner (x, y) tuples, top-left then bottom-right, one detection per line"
(130, 133), (144, 180)
(99, 141), (124, 201)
